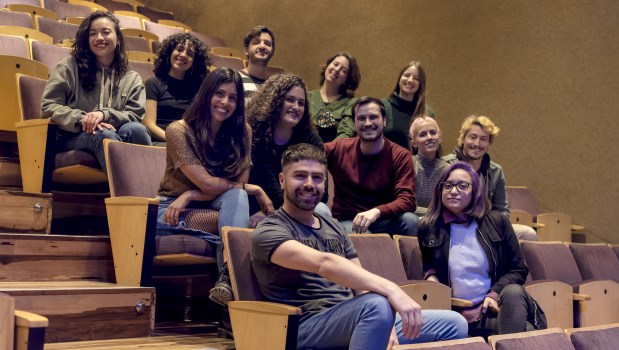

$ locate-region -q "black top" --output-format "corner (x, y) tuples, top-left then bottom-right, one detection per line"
(145, 75), (200, 130)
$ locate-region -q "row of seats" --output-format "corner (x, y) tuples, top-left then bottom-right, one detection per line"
(220, 226), (619, 349)
(396, 325), (619, 350)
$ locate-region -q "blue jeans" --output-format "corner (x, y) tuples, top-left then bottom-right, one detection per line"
(297, 293), (468, 349)
(58, 121), (151, 172)
(340, 212), (420, 236)
(156, 188), (250, 268)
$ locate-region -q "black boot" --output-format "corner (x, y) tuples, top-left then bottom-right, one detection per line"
(209, 263), (233, 306)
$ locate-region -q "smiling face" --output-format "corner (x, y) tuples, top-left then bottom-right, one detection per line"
(169, 41), (195, 77)
(324, 55), (349, 88)
(210, 82), (238, 127)
(398, 65), (420, 100)
(354, 102), (385, 142)
(462, 125), (490, 161)
(410, 117), (441, 159)
(441, 169), (473, 216)
(280, 159), (326, 211)
(88, 17), (118, 67)
(278, 85), (306, 129)
(245, 32), (274, 65)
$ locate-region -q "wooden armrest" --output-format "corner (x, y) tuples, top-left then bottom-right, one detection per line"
(15, 310), (48, 328)
(105, 196), (159, 206)
(15, 118), (52, 129)
(573, 293), (591, 301)
(105, 196), (159, 286)
(532, 222), (546, 228)
(571, 224), (585, 232)
(15, 119), (56, 193)
(399, 282), (452, 310)
(228, 301), (301, 315)
(451, 298), (473, 307)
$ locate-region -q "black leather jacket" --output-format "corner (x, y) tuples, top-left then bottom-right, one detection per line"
(418, 211), (528, 295)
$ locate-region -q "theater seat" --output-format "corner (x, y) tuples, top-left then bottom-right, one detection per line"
(566, 323), (619, 350)
(487, 328), (573, 350)
(223, 227), (301, 350)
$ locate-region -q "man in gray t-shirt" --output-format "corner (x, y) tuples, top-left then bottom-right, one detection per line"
(250, 143), (467, 349)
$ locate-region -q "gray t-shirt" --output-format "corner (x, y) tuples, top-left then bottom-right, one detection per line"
(251, 209), (357, 322)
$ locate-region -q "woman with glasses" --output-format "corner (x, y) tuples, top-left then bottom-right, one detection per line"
(418, 161), (546, 337)
(308, 52), (361, 142)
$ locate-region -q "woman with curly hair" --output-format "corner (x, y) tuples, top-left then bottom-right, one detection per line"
(308, 52), (361, 143)
(143, 32), (210, 144)
(158, 67), (274, 304)
(247, 73), (327, 227)
(382, 61), (434, 148)
(42, 11), (150, 171)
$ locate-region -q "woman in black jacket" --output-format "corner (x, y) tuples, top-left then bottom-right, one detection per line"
(418, 161), (545, 336)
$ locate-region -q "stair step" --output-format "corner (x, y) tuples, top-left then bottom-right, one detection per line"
(0, 281), (154, 343)
(44, 333), (234, 349)
(0, 233), (114, 282)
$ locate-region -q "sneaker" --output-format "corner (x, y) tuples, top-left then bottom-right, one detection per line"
(209, 265), (233, 306)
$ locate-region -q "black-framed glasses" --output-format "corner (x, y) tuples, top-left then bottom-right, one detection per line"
(440, 181), (471, 192)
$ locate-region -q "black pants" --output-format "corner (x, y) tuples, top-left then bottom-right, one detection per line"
(469, 284), (542, 338)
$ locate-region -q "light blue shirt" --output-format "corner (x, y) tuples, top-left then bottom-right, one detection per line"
(449, 221), (491, 304)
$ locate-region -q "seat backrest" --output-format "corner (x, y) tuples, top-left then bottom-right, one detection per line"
(115, 13), (143, 30)
(124, 35), (149, 52)
(506, 186), (540, 216)
(568, 243), (619, 283)
(31, 40), (70, 75)
(348, 234), (409, 285)
(488, 328), (574, 350)
(393, 337), (490, 350)
(104, 140), (166, 197)
(137, 5), (173, 22)
(128, 60), (153, 82)
(0, 55), (48, 132)
(0, 8), (32, 28)
(612, 244), (619, 261)
(143, 20), (183, 42)
(210, 54), (244, 71)
(222, 227), (264, 302)
(189, 30), (225, 48)
(0, 0), (40, 6)
(43, 0), (90, 20)
(17, 73), (47, 121)
(566, 323), (619, 350)
(394, 235), (423, 280)
(37, 16), (78, 44)
(0, 33), (28, 58)
(95, 0), (133, 12)
(520, 241), (583, 288)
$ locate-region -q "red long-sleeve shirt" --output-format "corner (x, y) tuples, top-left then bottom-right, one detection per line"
(325, 137), (416, 221)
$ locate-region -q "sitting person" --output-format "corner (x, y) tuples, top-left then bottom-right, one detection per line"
(325, 97), (419, 236)
(143, 32), (210, 145)
(41, 11), (151, 172)
(409, 116), (448, 216)
(239, 25), (275, 104)
(309, 52), (361, 142)
(443, 115), (537, 240)
(383, 61), (434, 148)
(247, 73), (326, 228)
(156, 68), (274, 305)
(418, 161), (547, 337)
(251, 143), (468, 349)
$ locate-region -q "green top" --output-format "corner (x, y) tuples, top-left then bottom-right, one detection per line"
(309, 89), (356, 143)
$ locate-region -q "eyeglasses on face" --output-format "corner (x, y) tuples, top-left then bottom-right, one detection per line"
(440, 181), (471, 192)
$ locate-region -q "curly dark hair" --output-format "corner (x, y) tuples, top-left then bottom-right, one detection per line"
(318, 52), (361, 98)
(183, 68), (250, 180)
(247, 73), (315, 151)
(153, 32), (210, 88)
(71, 11), (128, 92)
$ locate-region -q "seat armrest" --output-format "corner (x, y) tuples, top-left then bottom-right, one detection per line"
(451, 298), (473, 307)
(572, 293), (591, 301)
(15, 119), (57, 193)
(229, 301), (301, 315)
(105, 196), (159, 286)
(14, 310), (48, 350)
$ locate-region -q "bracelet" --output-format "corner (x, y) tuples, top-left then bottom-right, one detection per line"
(242, 183), (246, 191)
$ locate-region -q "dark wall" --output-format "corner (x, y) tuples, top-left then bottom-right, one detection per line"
(144, 0), (619, 243)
